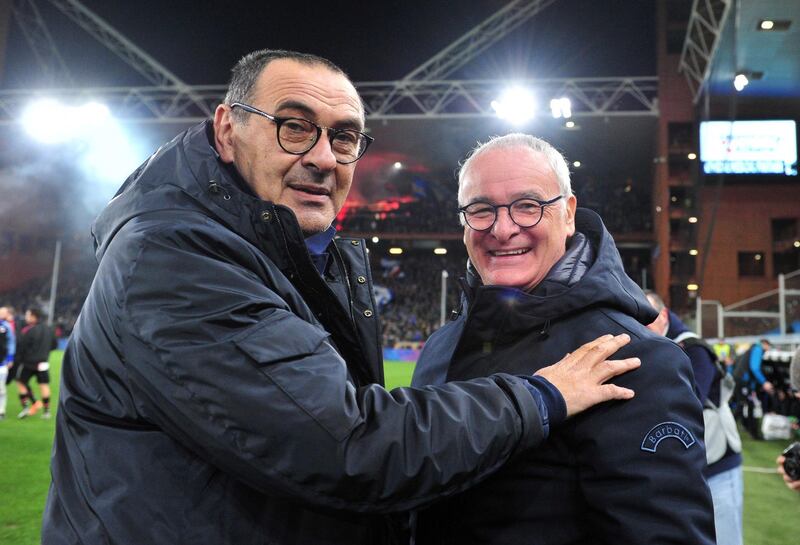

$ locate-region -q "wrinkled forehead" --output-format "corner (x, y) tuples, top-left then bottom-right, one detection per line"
(460, 147), (557, 201)
(253, 59), (365, 126)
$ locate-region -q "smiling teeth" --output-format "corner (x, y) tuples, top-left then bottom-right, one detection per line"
(493, 249), (528, 256)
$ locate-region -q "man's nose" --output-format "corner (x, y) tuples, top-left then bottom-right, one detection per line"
(301, 131), (338, 172)
(490, 207), (520, 240)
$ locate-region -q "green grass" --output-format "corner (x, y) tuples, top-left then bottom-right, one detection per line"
(0, 351), (60, 545)
(2, 354), (798, 545)
(383, 359), (415, 389)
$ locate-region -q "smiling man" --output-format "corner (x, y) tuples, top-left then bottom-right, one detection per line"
(42, 51), (642, 545)
(412, 134), (716, 545)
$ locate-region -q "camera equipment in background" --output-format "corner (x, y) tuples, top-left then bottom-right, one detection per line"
(783, 442), (800, 481)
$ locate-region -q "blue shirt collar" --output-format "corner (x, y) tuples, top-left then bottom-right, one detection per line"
(305, 225), (337, 256)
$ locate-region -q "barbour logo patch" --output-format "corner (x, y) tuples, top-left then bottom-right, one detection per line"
(640, 422), (696, 453)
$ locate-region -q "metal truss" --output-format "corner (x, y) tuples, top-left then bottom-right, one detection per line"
(0, 76), (659, 124)
(11, 0), (74, 86)
(678, 0), (732, 103)
(41, 0), (211, 116)
(375, 0), (558, 116)
(361, 77), (659, 120)
(0, 84), (222, 124)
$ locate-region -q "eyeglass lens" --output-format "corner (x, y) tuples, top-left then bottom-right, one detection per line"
(463, 199), (546, 230)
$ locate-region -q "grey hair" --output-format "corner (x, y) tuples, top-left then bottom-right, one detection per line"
(457, 133), (573, 206)
(224, 49), (358, 124)
(643, 289), (666, 312)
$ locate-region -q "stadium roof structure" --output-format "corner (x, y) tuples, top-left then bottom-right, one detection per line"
(0, 0), (798, 196)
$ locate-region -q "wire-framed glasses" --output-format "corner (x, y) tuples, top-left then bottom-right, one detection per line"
(458, 195), (565, 231)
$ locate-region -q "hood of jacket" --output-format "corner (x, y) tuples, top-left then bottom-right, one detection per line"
(459, 208), (656, 338)
(92, 120), (297, 261)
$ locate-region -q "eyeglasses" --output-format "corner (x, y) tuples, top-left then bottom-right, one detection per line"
(458, 195), (565, 231)
(230, 102), (374, 164)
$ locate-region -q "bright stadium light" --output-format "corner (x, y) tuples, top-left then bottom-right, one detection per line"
(22, 99), (111, 144)
(22, 98), (147, 189)
(733, 73), (749, 92)
(433, 248), (447, 255)
(389, 247), (403, 255)
(549, 97), (572, 119)
(22, 99), (76, 144)
(491, 86), (536, 125)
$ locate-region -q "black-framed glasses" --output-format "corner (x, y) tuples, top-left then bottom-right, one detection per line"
(230, 102), (374, 164)
(458, 195), (565, 231)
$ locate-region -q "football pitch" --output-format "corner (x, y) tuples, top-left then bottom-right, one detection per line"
(1, 354), (797, 544)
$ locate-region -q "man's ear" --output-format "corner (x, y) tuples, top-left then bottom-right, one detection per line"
(213, 104), (236, 164)
(565, 193), (577, 236)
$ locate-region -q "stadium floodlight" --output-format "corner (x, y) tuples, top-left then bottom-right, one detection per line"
(433, 248), (447, 255)
(573, 161), (581, 168)
(565, 120), (576, 129)
(549, 97), (572, 119)
(688, 216), (698, 224)
(491, 86), (536, 125)
(22, 99), (76, 144)
(389, 247), (403, 255)
(393, 162), (403, 169)
(687, 152), (697, 160)
(689, 249), (699, 256)
(687, 283), (699, 291)
(733, 73), (749, 92)
(22, 98), (147, 190)
(22, 99), (111, 144)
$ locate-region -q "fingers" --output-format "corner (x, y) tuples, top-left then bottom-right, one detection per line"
(569, 334), (614, 359)
(598, 358), (641, 382)
(570, 334), (631, 364)
(599, 383), (635, 401)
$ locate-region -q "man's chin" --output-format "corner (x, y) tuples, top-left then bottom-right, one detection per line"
(287, 203), (335, 236)
(298, 214), (334, 236)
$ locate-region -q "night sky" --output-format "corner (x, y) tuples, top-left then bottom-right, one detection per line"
(3, 0), (657, 88)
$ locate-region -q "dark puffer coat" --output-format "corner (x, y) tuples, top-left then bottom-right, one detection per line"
(42, 121), (549, 545)
(412, 209), (716, 545)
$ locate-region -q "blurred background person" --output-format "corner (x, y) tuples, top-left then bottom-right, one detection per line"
(645, 290), (743, 545)
(0, 307), (15, 420)
(15, 308), (55, 419)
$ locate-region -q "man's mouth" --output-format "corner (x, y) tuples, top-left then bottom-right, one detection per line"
(489, 248), (530, 257)
(289, 184), (330, 197)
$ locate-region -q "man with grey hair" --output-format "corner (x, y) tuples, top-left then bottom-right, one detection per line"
(42, 51), (640, 545)
(412, 133), (715, 544)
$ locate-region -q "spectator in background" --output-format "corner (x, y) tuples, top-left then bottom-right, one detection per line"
(0, 306), (18, 390)
(736, 338), (775, 439)
(0, 308), (15, 420)
(645, 290), (743, 545)
(15, 307), (54, 419)
(747, 338), (775, 400)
